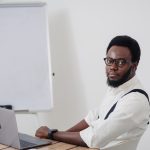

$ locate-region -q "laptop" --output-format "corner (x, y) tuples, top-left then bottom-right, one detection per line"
(0, 107), (52, 149)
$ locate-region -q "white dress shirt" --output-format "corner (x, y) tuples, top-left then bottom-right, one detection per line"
(80, 76), (150, 150)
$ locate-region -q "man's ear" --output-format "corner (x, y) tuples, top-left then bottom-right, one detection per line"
(132, 62), (138, 71)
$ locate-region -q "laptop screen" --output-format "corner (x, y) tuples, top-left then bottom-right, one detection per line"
(0, 108), (51, 149)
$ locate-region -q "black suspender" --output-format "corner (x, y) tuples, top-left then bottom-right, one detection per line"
(104, 89), (149, 120)
(123, 89), (149, 102)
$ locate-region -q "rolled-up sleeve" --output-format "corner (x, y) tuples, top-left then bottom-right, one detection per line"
(80, 93), (150, 148)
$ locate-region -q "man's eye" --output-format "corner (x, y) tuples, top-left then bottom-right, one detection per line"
(107, 59), (113, 64)
(117, 60), (126, 65)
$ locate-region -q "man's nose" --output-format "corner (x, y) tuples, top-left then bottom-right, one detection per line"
(110, 62), (118, 70)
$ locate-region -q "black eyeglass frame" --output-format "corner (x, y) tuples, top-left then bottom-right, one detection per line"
(103, 57), (130, 67)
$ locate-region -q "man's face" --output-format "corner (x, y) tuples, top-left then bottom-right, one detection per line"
(105, 45), (137, 87)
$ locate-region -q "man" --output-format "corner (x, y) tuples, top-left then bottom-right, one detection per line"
(35, 35), (150, 150)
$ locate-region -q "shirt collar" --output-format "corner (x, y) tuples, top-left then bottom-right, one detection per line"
(107, 76), (139, 95)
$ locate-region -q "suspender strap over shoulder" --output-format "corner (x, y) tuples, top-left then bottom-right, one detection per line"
(104, 89), (149, 120)
(123, 89), (149, 102)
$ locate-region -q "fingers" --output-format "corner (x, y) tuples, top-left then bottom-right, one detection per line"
(35, 126), (49, 138)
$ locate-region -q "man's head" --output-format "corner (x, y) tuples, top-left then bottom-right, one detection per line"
(104, 35), (141, 87)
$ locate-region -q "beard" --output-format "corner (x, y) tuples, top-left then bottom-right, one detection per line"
(107, 67), (132, 88)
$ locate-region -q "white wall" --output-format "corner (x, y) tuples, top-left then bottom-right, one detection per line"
(39, 1), (150, 150)
(2, 0), (150, 149)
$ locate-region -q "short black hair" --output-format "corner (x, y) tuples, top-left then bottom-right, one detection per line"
(106, 35), (141, 63)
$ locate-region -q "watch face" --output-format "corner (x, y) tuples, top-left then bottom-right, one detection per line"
(47, 129), (58, 139)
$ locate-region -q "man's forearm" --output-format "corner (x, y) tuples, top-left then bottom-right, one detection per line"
(53, 131), (88, 147)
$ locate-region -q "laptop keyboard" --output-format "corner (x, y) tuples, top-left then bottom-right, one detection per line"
(20, 139), (37, 148)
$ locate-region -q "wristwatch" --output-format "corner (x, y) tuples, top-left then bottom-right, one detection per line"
(47, 128), (58, 139)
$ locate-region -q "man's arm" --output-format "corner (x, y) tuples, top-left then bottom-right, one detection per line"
(35, 119), (89, 147)
(66, 119), (89, 132)
(52, 131), (88, 147)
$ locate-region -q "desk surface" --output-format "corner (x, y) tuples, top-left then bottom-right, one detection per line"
(0, 141), (98, 150)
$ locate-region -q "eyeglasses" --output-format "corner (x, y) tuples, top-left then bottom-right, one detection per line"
(104, 57), (129, 67)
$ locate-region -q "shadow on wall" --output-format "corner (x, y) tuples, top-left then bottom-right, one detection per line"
(38, 10), (87, 130)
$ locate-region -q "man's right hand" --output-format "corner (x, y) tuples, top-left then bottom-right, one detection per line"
(35, 126), (49, 138)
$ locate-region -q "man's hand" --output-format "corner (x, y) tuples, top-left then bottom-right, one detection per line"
(35, 126), (49, 138)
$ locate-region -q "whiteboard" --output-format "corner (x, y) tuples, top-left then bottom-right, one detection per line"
(0, 2), (53, 111)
